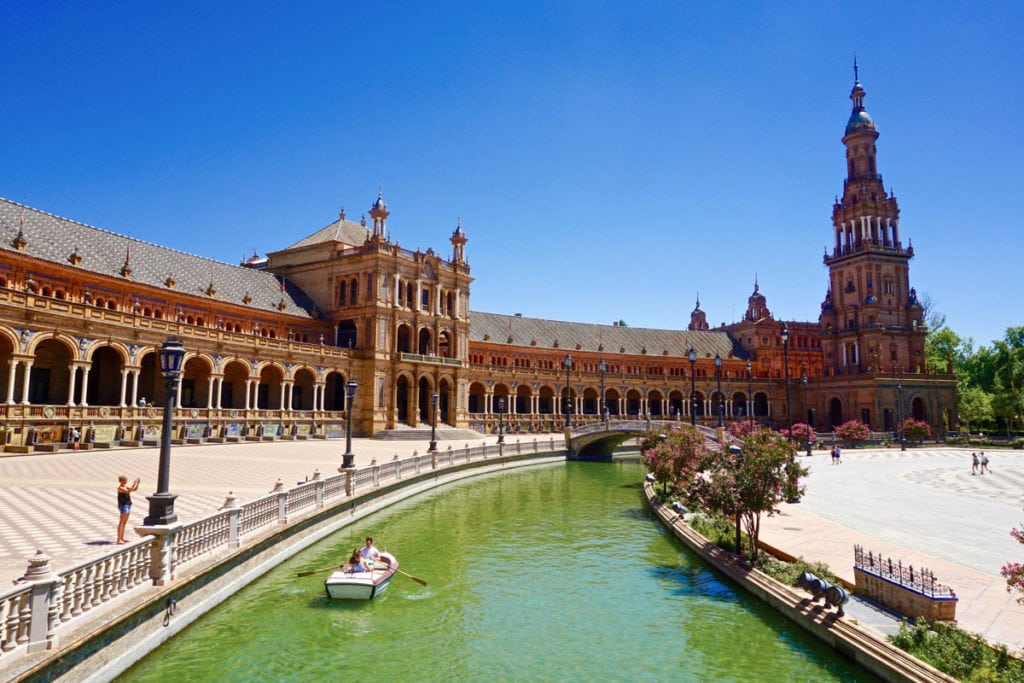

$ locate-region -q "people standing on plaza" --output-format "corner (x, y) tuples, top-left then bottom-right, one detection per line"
(972, 452), (979, 475)
(71, 426), (81, 451)
(980, 451), (990, 474)
(831, 445), (841, 465)
(116, 475), (140, 543)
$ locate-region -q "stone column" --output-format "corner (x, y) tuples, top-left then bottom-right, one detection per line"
(6, 358), (18, 404)
(119, 368), (129, 407)
(65, 362), (78, 406)
(21, 360), (34, 404)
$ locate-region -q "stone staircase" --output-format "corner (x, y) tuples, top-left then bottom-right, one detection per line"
(370, 425), (485, 441)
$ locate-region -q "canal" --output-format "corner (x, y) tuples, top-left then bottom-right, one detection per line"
(121, 460), (876, 681)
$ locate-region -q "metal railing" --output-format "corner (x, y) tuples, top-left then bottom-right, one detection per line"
(854, 545), (956, 599)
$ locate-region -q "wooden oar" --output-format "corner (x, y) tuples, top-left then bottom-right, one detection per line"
(395, 567), (427, 586)
(296, 564), (341, 578)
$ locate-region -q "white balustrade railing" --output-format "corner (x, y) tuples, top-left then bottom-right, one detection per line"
(0, 437), (565, 664)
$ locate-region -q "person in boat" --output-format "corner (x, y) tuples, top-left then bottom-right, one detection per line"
(359, 536), (390, 565)
(343, 548), (368, 573)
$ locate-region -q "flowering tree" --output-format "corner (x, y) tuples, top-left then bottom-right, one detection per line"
(694, 428), (804, 561)
(836, 419), (871, 447)
(641, 426), (710, 499)
(785, 423), (815, 445)
(1001, 508), (1024, 604)
(901, 418), (932, 444)
(727, 420), (756, 439)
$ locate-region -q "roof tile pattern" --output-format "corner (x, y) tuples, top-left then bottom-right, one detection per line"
(469, 311), (744, 360)
(284, 217), (371, 250)
(0, 197), (315, 317)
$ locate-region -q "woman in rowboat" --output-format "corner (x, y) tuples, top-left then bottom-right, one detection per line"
(342, 548), (367, 573)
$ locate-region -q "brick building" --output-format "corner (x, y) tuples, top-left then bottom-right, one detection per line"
(0, 72), (956, 450)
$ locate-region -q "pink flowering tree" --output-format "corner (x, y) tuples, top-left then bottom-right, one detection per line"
(694, 428), (804, 561)
(900, 418), (932, 444)
(641, 426), (710, 499)
(785, 423), (815, 445)
(836, 419), (871, 448)
(727, 420), (756, 439)
(1002, 509), (1024, 604)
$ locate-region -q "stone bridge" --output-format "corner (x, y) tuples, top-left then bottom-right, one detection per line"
(566, 420), (725, 459)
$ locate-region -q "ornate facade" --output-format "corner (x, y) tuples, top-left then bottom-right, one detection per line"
(0, 72), (956, 451)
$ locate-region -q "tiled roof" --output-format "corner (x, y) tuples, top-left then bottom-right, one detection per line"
(468, 311), (745, 360)
(0, 197), (316, 318)
(284, 216), (371, 250)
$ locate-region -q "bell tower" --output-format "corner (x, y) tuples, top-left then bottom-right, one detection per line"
(820, 63), (925, 376)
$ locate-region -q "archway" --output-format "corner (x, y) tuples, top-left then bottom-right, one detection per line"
(324, 371), (347, 411)
(648, 390), (664, 417)
(538, 386), (554, 414)
(693, 391), (706, 417)
(180, 356), (212, 408)
(829, 397), (843, 429)
(0, 333), (15, 402)
(582, 388), (598, 415)
(625, 389), (641, 416)
(669, 390), (684, 419)
(515, 384), (531, 415)
(418, 376), (433, 423)
(293, 367), (316, 410)
(30, 339), (73, 405)
(418, 328), (433, 356)
(468, 382), (485, 414)
(911, 396), (926, 421)
(86, 346), (123, 406)
(605, 388), (621, 416)
(221, 360), (250, 409)
(396, 375), (411, 424)
(438, 378), (452, 425)
(754, 392), (769, 418)
(257, 365), (284, 409)
(731, 392), (748, 417)
(396, 324), (412, 354)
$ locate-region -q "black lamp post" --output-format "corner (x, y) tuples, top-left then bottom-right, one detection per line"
(144, 337), (186, 526)
(688, 347), (697, 426)
(341, 379), (358, 468)
(429, 392), (439, 453)
(802, 373), (812, 456)
(714, 353), (724, 427)
(746, 359), (754, 429)
(599, 359), (607, 425)
(563, 354), (572, 429)
(497, 397), (505, 444)
(897, 379), (906, 451)
(782, 325), (792, 440)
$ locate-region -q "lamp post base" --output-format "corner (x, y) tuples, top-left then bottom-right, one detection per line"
(428, 441), (437, 453)
(341, 452), (355, 468)
(143, 493), (179, 526)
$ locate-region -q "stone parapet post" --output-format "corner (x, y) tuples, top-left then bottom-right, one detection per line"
(19, 550), (61, 652)
(134, 523), (183, 586)
(219, 492), (241, 548)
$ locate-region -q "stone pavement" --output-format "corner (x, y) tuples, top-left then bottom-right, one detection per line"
(758, 446), (1024, 652)
(2, 439), (1022, 654)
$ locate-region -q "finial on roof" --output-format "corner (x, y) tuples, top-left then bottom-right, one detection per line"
(361, 214), (366, 226)
(853, 54), (859, 83)
(12, 227), (26, 250)
(68, 247), (82, 265)
(120, 245), (133, 278)
(339, 206), (346, 221)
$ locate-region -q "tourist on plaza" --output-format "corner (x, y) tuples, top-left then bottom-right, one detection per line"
(980, 452), (990, 474)
(116, 475), (140, 544)
(972, 452), (979, 474)
(71, 426), (81, 451)
(831, 445), (841, 465)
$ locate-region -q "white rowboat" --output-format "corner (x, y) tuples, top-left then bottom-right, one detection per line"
(324, 552), (398, 600)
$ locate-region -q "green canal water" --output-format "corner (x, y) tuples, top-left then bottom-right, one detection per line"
(122, 461), (877, 681)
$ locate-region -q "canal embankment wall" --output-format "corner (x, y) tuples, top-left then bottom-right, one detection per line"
(7, 449), (565, 683)
(643, 481), (957, 683)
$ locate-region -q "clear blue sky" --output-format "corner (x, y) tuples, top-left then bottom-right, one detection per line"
(2, 2), (1020, 348)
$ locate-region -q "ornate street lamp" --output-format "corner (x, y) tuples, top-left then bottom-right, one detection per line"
(746, 359), (754, 429)
(897, 379), (906, 451)
(429, 392), (439, 453)
(688, 347), (697, 426)
(714, 353), (724, 427)
(599, 359), (607, 425)
(341, 379), (358, 468)
(563, 354), (573, 429)
(144, 337), (186, 526)
(782, 325), (792, 440)
(497, 397), (505, 444)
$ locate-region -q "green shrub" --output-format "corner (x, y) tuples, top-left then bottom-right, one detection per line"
(755, 554), (839, 587)
(888, 620), (1024, 682)
(687, 513), (741, 552)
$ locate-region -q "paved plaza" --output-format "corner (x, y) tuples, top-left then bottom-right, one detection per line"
(1, 439), (1022, 652)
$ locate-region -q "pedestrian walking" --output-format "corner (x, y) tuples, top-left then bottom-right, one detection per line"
(980, 451), (989, 474)
(116, 475), (141, 543)
(831, 445), (841, 465)
(71, 426), (81, 451)
(971, 452), (979, 475)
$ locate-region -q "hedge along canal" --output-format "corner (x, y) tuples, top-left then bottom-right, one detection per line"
(119, 461), (878, 682)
